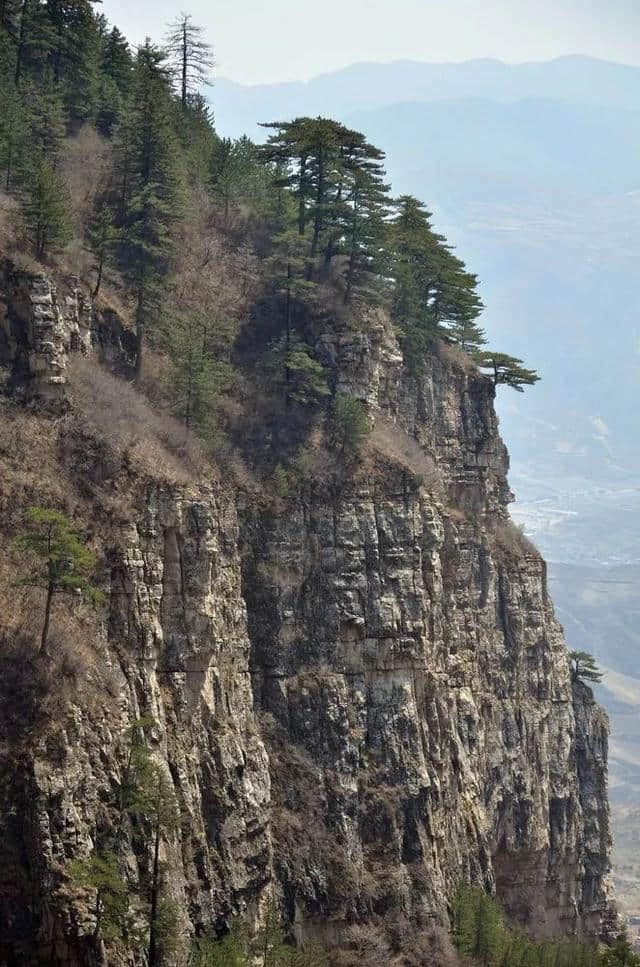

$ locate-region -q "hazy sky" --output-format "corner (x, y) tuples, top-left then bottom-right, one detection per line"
(101, 0), (640, 84)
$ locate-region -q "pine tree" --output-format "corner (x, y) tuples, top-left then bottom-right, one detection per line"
(114, 39), (183, 379)
(602, 933), (640, 966)
(67, 851), (131, 943)
(331, 393), (370, 455)
(0, 74), (27, 189)
(95, 25), (132, 134)
(191, 921), (249, 966)
(476, 351), (540, 392)
(26, 84), (67, 166)
(341, 164), (389, 304)
(122, 724), (180, 967)
(166, 312), (234, 437)
(388, 195), (486, 369)
(22, 156), (73, 259)
(165, 11), (213, 108)
(569, 650), (604, 685)
(13, 506), (103, 655)
(86, 202), (115, 298)
(209, 135), (269, 222)
(388, 195), (445, 369)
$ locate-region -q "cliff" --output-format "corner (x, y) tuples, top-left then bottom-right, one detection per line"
(0, 265), (613, 965)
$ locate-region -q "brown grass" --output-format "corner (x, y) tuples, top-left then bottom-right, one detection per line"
(369, 414), (441, 490)
(60, 124), (111, 234)
(67, 355), (213, 487)
(488, 518), (540, 564)
(436, 339), (481, 375)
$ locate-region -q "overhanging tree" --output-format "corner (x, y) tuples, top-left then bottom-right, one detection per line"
(570, 650), (604, 685)
(476, 351), (540, 392)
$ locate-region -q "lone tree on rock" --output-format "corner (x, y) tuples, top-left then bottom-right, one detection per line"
(14, 506), (103, 655)
(569, 650), (604, 685)
(476, 351), (540, 392)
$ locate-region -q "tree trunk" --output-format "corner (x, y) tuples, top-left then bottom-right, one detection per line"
(135, 283), (145, 381)
(14, 0), (28, 86)
(5, 135), (13, 192)
(284, 261), (292, 407)
(308, 146), (325, 278)
(40, 582), (54, 655)
(181, 22), (188, 106)
(147, 821), (161, 967)
(92, 254), (104, 300)
(297, 156), (307, 236)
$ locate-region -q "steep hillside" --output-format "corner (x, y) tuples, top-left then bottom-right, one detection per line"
(0, 259), (614, 965)
(0, 7), (622, 965)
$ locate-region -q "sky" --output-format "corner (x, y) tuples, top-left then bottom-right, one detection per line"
(101, 0), (640, 84)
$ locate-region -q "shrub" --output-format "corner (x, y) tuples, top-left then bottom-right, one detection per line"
(331, 392), (370, 456)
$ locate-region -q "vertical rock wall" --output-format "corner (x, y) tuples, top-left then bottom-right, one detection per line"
(0, 267), (614, 965)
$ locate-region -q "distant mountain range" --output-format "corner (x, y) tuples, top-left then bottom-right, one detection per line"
(212, 55), (640, 138)
(210, 55), (640, 486)
(210, 55), (640, 829)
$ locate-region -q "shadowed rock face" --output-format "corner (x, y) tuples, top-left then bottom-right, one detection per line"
(243, 314), (612, 943)
(0, 265), (613, 965)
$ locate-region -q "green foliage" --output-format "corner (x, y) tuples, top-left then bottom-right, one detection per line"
(388, 194), (486, 371)
(210, 135), (272, 222)
(601, 933), (640, 966)
(23, 158), (73, 261)
(190, 921), (249, 967)
(452, 885), (635, 967)
(13, 506), (103, 653)
(67, 850), (131, 941)
(259, 116), (391, 301)
(570, 650), (604, 685)
(190, 909), (328, 967)
(0, 75), (28, 190)
(112, 39), (184, 378)
(164, 311), (235, 440)
(331, 392), (370, 455)
(86, 202), (115, 297)
(475, 352), (540, 392)
(283, 345), (330, 405)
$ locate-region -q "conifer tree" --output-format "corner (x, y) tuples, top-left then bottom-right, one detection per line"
(569, 650), (604, 684)
(165, 11), (213, 107)
(67, 851), (131, 943)
(0, 76), (27, 189)
(86, 202), (115, 298)
(114, 39), (183, 379)
(166, 311), (234, 436)
(476, 351), (540, 392)
(13, 506), (102, 654)
(341, 165), (389, 304)
(331, 393), (370, 455)
(122, 724), (180, 967)
(23, 156), (73, 259)
(27, 84), (67, 165)
(95, 24), (132, 133)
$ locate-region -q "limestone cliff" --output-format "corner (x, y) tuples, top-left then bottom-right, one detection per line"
(0, 266), (613, 965)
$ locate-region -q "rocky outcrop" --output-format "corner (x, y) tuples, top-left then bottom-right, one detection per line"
(0, 260), (92, 398)
(242, 317), (612, 946)
(0, 265), (614, 965)
(0, 487), (271, 965)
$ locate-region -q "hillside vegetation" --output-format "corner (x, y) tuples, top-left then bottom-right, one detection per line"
(0, 4), (632, 967)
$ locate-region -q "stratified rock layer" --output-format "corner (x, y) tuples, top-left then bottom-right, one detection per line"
(0, 267), (613, 965)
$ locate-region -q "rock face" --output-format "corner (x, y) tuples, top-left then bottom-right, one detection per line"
(243, 317), (612, 946)
(0, 266), (613, 965)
